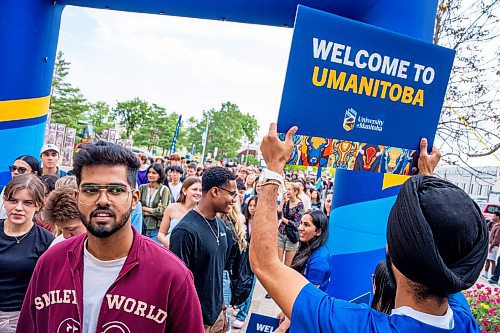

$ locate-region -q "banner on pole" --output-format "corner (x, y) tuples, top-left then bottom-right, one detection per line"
(170, 115), (182, 154)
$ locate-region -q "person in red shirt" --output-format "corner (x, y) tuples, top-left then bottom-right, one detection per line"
(17, 141), (204, 333)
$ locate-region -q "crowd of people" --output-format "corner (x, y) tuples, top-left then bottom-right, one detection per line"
(0, 125), (496, 332)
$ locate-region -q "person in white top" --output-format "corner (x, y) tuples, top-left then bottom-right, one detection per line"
(158, 177), (202, 248)
(296, 180), (311, 210)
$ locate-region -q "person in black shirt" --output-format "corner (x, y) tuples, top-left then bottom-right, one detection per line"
(0, 175), (54, 332)
(170, 167), (236, 333)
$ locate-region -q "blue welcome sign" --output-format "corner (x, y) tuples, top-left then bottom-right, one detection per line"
(246, 313), (280, 333)
(278, 6), (455, 155)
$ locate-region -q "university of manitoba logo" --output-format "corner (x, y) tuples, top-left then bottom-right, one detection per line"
(343, 108), (357, 131)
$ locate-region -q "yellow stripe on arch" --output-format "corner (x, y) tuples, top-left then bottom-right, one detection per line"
(0, 96), (50, 122)
(382, 173), (410, 190)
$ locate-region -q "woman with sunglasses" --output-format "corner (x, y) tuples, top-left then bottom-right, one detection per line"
(0, 156), (41, 219)
(0, 175), (54, 332)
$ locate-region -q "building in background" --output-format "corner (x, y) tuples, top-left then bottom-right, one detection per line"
(435, 166), (500, 204)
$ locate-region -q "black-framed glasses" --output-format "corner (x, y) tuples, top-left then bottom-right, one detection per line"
(217, 187), (238, 199)
(78, 184), (132, 205)
(9, 165), (31, 174)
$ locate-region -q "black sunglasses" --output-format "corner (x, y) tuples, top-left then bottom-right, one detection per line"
(217, 187), (238, 198)
(9, 165), (31, 174)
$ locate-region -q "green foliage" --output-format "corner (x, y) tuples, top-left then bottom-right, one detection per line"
(87, 101), (114, 134)
(112, 98), (150, 138)
(180, 102), (260, 159)
(464, 284), (500, 332)
(131, 103), (182, 154)
(49, 51), (88, 131)
(179, 116), (203, 155)
(245, 154), (260, 166)
(50, 53), (259, 158)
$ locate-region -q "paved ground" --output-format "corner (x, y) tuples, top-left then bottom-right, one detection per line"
(228, 275), (499, 332)
(230, 279), (280, 333)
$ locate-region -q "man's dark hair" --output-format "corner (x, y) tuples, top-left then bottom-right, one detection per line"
(169, 165), (184, 174)
(187, 162), (197, 170)
(237, 182), (246, 191)
(39, 174), (58, 194)
(202, 166), (236, 192)
(147, 163), (166, 184)
(72, 141), (140, 188)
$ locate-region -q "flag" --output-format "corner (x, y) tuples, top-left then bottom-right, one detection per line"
(315, 167), (323, 190)
(170, 115), (182, 154)
(201, 122), (208, 148)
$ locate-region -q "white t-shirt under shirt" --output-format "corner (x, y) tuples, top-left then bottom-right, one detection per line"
(83, 242), (126, 333)
(391, 306), (454, 329)
(49, 234), (65, 247)
(169, 182), (182, 202)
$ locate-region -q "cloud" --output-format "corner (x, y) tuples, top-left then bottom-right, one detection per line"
(59, 7), (292, 138)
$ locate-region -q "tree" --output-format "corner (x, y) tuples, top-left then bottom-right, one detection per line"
(49, 51), (89, 131)
(246, 154), (260, 166)
(132, 103), (182, 154)
(434, 1), (500, 166)
(113, 98), (150, 138)
(87, 101), (114, 134)
(179, 116), (203, 155)
(181, 102), (260, 159)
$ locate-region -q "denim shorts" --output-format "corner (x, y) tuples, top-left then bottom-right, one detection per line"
(277, 232), (299, 250)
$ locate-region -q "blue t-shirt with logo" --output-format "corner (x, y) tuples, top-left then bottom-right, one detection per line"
(291, 283), (481, 333)
(303, 245), (333, 294)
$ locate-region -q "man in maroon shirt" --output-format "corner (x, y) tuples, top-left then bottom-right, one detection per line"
(18, 141), (204, 333)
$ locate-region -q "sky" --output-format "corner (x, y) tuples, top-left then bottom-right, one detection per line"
(57, 5), (498, 166)
(58, 6), (293, 141)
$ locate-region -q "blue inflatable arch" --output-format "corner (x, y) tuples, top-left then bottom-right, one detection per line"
(1, 0), (438, 300)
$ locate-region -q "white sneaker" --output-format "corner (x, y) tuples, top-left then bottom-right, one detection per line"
(232, 320), (245, 329)
(482, 271), (489, 279)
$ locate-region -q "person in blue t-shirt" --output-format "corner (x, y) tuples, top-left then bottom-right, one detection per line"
(276, 209), (331, 332)
(250, 123), (488, 333)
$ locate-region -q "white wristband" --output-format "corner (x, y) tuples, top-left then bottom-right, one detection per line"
(259, 168), (285, 192)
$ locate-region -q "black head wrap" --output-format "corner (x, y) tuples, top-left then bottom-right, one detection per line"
(387, 175), (488, 295)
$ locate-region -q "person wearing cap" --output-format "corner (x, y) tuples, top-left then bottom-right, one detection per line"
(40, 144), (67, 178)
(250, 123), (488, 333)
